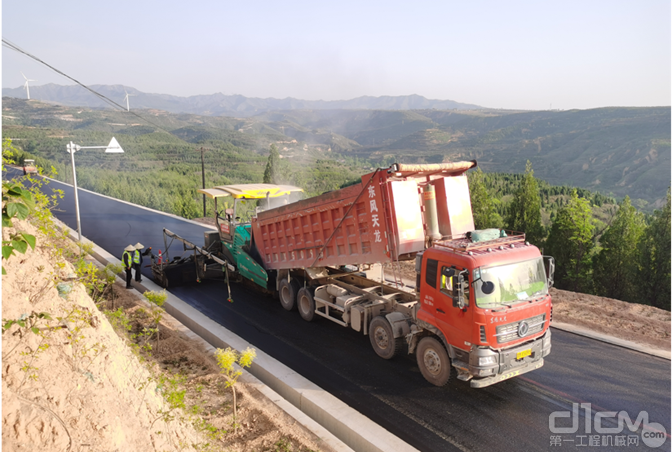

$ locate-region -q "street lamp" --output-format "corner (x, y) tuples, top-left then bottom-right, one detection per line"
(67, 137), (124, 242)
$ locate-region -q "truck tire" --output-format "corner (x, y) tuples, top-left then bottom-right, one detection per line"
(416, 336), (451, 387)
(297, 287), (316, 322)
(369, 316), (402, 360)
(279, 278), (299, 311)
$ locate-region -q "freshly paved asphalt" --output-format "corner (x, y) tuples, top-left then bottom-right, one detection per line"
(21, 173), (672, 451)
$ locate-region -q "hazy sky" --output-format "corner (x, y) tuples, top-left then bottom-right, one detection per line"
(2, 1), (670, 110)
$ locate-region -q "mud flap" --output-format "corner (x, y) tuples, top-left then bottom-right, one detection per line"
(385, 312), (410, 338)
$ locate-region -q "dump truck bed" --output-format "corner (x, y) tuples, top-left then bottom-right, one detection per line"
(251, 161), (477, 270)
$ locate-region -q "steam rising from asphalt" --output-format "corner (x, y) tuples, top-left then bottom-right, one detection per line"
(258, 191), (304, 211)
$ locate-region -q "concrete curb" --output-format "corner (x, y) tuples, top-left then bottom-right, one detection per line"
(59, 219), (419, 452)
(551, 322), (670, 360)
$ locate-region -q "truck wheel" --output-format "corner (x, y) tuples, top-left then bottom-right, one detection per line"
(416, 337), (451, 387)
(297, 287), (316, 322)
(369, 316), (402, 360)
(279, 278), (299, 311)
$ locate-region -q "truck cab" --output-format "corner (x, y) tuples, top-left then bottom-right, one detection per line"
(415, 233), (552, 387)
(23, 159), (37, 176)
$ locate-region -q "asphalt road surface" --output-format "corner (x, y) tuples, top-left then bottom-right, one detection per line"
(20, 173), (671, 451)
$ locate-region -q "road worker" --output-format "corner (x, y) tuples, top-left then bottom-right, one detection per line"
(122, 244), (136, 289)
(133, 242), (152, 283)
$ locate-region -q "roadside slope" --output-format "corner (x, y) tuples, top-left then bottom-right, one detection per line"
(2, 219), (205, 451)
(1, 218), (336, 451)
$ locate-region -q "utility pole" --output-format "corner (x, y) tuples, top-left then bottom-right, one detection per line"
(200, 147), (206, 217)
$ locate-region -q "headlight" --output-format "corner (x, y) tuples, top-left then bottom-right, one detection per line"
(478, 356), (497, 366)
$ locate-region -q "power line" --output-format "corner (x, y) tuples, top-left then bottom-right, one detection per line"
(2, 38), (180, 138)
(3, 38), (129, 111)
(2, 38), (262, 164)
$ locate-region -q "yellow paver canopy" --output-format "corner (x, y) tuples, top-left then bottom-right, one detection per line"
(198, 184), (304, 200)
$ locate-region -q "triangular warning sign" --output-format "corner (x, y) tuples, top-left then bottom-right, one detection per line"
(105, 137), (124, 153)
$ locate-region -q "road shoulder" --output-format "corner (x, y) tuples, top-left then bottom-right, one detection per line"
(551, 322), (670, 360)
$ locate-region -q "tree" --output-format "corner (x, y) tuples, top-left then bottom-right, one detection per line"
(170, 186), (200, 219)
(637, 189), (671, 310)
(469, 168), (502, 229)
(592, 196), (645, 302)
(506, 161), (544, 246)
(263, 144), (280, 184)
(215, 347), (256, 433)
(2, 139), (36, 274)
(546, 190), (595, 293)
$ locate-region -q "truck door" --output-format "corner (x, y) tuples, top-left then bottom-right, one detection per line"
(424, 258), (473, 348)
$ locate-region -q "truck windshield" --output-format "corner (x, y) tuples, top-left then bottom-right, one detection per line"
(474, 257), (548, 308)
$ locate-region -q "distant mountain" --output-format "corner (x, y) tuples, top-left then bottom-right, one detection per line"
(1, 84), (482, 117)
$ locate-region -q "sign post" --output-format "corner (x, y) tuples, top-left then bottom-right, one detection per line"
(67, 137), (124, 242)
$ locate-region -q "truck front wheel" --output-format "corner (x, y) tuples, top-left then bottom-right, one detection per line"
(279, 278), (299, 311)
(297, 287), (315, 322)
(369, 316), (402, 359)
(416, 337), (451, 387)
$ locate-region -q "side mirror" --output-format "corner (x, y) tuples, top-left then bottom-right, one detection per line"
(481, 280), (495, 295)
(544, 256), (555, 288)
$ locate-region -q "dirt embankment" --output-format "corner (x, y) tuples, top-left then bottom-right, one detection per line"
(550, 288), (670, 350)
(2, 219), (331, 452)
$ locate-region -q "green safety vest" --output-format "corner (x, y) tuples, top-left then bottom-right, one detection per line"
(122, 251), (133, 268)
(133, 250), (140, 264)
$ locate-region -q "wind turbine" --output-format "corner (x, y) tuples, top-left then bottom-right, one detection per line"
(21, 72), (36, 100)
(123, 89), (135, 111)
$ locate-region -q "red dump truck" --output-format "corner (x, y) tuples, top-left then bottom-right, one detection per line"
(22, 159), (37, 176)
(155, 162), (553, 387)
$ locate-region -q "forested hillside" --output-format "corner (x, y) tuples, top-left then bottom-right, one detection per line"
(256, 107), (670, 209)
(3, 98), (668, 208)
(1, 99), (366, 218)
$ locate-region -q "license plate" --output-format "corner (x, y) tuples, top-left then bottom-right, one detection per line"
(516, 349), (532, 360)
